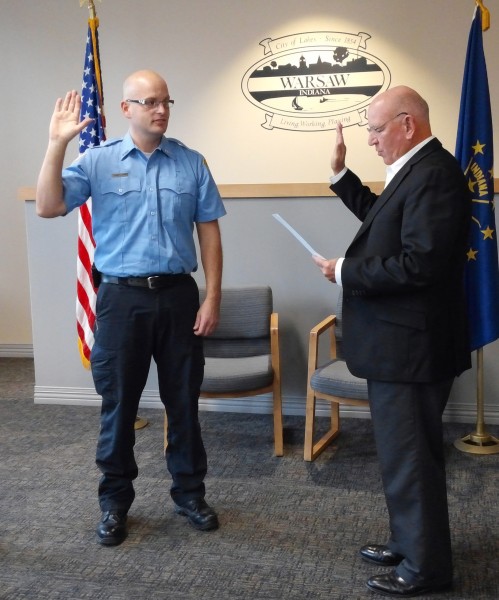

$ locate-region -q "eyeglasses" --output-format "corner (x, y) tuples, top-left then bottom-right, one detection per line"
(126, 98), (174, 110)
(366, 112), (408, 134)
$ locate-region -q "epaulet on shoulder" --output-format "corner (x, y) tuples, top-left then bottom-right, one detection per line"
(97, 137), (121, 148)
(165, 137), (189, 149)
(73, 138), (121, 163)
(166, 138), (205, 161)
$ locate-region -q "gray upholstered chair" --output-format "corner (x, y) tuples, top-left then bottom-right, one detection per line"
(164, 285), (283, 456)
(304, 293), (369, 461)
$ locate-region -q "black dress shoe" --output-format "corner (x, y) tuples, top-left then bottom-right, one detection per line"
(360, 544), (404, 566)
(366, 571), (452, 597)
(96, 510), (128, 546)
(174, 498), (219, 531)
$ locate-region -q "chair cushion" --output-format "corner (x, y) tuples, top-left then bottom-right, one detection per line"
(201, 355), (273, 394)
(200, 286), (272, 339)
(203, 337), (270, 358)
(310, 359), (368, 400)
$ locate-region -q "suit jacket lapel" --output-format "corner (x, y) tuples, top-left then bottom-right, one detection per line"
(349, 138), (442, 246)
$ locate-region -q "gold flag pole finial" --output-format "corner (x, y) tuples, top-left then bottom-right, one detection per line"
(476, 0), (490, 31)
(79, 0), (100, 20)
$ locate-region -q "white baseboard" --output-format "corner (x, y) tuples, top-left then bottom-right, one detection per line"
(32, 385), (499, 424)
(0, 344), (34, 358)
(32, 386), (363, 418)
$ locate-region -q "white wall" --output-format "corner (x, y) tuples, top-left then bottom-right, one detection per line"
(4, 1), (499, 424)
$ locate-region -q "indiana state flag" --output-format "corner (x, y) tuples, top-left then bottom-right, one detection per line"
(455, 7), (499, 352)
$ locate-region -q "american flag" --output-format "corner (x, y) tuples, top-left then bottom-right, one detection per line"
(76, 17), (106, 369)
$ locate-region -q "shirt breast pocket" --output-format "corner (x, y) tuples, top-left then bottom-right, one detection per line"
(100, 177), (142, 222)
(158, 177), (197, 222)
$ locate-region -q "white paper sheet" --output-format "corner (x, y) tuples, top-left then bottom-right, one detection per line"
(272, 213), (325, 259)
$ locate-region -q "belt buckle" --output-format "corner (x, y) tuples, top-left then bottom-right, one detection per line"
(147, 276), (161, 289)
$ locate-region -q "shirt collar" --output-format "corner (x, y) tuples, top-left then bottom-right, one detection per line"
(120, 132), (172, 160)
(385, 136), (434, 187)
(157, 136), (173, 157)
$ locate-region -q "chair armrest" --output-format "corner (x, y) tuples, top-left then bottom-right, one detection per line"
(310, 314), (336, 337)
(270, 312), (279, 336)
(307, 315), (337, 380)
(270, 312), (280, 377)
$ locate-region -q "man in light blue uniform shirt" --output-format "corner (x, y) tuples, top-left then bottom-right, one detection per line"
(63, 132), (223, 277)
(36, 69), (226, 546)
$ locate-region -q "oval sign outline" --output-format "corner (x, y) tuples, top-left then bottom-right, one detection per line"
(242, 47), (391, 119)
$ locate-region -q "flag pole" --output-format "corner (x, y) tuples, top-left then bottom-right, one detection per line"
(454, 347), (499, 454)
(453, 0), (498, 454)
(79, 0), (148, 431)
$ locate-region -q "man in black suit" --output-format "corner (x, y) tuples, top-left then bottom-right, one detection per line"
(313, 86), (471, 597)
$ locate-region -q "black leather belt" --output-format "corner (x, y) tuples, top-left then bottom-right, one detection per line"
(101, 274), (189, 290)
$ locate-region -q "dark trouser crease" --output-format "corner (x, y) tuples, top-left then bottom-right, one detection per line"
(367, 378), (454, 587)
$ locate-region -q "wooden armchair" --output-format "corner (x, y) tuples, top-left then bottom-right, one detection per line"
(164, 285), (283, 456)
(304, 293), (369, 461)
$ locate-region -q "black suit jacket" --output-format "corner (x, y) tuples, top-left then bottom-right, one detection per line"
(331, 138), (471, 383)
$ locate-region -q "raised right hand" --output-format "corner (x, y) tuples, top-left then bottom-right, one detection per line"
(49, 90), (94, 145)
(331, 122), (347, 175)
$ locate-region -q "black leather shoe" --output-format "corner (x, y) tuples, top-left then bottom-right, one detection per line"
(96, 510), (128, 546)
(366, 571), (452, 597)
(174, 498), (219, 531)
(360, 544), (404, 566)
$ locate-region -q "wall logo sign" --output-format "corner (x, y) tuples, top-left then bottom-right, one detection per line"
(241, 31), (391, 132)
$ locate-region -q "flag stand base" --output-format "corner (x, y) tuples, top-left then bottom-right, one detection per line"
(454, 431), (499, 455)
(134, 416), (148, 430)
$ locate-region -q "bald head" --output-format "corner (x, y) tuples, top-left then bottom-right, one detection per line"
(367, 86), (433, 164)
(372, 86), (429, 122)
(122, 70), (168, 99)
(369, 86), (432, 140)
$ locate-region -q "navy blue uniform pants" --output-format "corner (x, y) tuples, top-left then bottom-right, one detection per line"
(91, 275), (206, 512)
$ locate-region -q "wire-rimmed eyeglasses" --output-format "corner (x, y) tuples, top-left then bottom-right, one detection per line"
(126, 98), (174, 110)
(366, 112), (408, 135)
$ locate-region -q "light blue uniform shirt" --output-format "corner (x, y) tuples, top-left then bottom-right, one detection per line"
(62, 133), (226, 276)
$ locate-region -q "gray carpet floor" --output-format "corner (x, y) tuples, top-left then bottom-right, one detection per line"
(0, 358), (498, 599)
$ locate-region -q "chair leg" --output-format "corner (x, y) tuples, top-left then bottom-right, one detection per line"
(304, 390), (340, 461)
(331, 401), (340, 436)
(165, 397), (282, 456)
(273, 385), (284, 457)
(304, 387), (317, 461)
